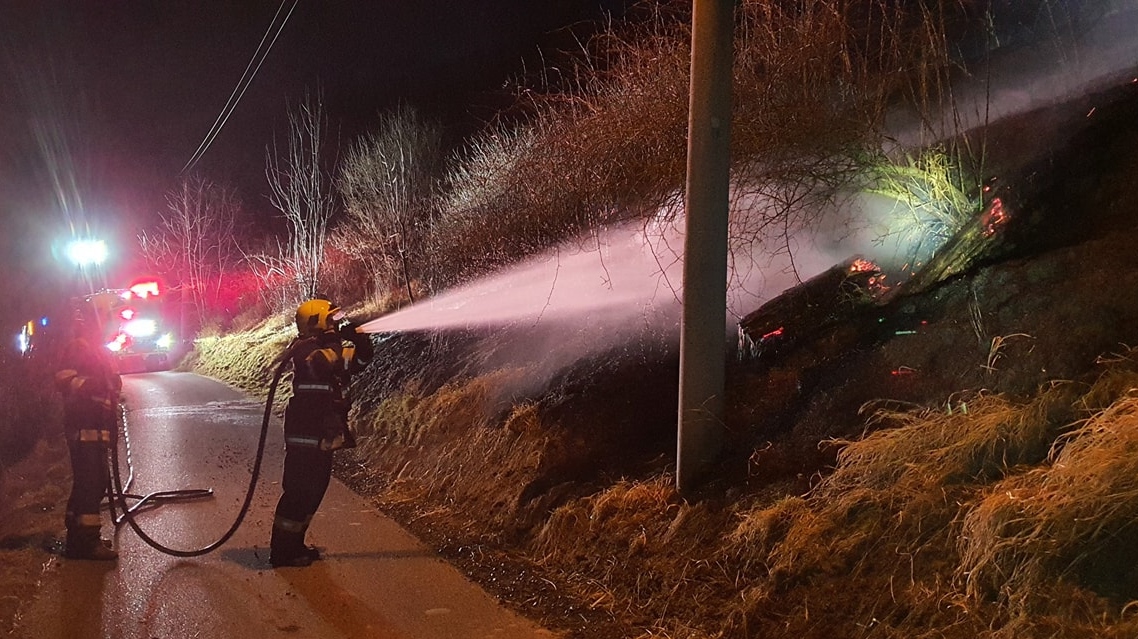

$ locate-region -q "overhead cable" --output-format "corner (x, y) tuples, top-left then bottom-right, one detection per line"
(181, 0), (299, 174)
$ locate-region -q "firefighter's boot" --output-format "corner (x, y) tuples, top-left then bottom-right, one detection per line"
(270, 516), (313, 567)
(65, 526), (118, 561)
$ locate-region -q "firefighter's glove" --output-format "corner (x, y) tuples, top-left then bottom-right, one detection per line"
(338, 321), (360, 339)
(319, 434), (346, 451)
(340, 322), (375, 369)
(55, 369), (78, 394)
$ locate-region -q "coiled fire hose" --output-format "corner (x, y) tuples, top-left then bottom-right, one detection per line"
(107, 350), (292, 557)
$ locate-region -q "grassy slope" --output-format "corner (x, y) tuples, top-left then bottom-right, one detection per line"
(183, 81), (1138, 639)
(0, 353), (68, 636)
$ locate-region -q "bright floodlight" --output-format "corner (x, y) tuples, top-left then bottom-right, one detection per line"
(66, 239), (108, 267)
(123, 318), (157, 337)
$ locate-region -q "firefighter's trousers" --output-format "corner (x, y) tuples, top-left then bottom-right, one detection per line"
(65, 438), (110, 549)
(271, 444), (333, 559)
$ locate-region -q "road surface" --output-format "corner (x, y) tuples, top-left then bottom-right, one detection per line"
(10, 371), (555, 639)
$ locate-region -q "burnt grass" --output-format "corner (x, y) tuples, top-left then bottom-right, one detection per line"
(345, 79), (1138, 638)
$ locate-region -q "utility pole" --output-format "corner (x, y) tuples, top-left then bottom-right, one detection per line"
(677, 0), (733, 495)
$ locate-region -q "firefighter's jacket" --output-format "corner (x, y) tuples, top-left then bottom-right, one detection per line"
(54, 335), (122, 442)
(284, 325), (374, 450)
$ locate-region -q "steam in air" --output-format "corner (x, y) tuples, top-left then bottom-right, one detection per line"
(359, 186), (939, 340)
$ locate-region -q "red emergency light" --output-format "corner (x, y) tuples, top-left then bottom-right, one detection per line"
(128, 280), (162, 299)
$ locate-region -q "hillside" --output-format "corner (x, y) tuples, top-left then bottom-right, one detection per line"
(4, 77), (1137, 639)
(3, 21), (1138, 639)
(187, 77), (1138, 639)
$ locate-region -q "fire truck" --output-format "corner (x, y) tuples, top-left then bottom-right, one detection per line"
(15, 278), (178, 372)
(85, 279), (177, 373)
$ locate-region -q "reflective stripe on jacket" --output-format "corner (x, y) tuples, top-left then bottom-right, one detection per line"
(69, 429), (113, 443)
(55, 334), (122, 435)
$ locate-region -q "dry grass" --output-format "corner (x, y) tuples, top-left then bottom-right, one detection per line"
(532, 476), (737, 635)
(184, 312), (294, 399)
(0, 345), (70, 634)
(535, 476), (681, 567)
(712, 353), (1138, 638)
(175, 314), (1138, 639)
(350, 366), (557, 536)
(829, 389), (1070, 495)
(959, 391), (1138, 612)
(0, 353), (66, 629)
(718, 388), (1069, 632)
(354, 370), (512, 448)
(0, 432), (70, 635)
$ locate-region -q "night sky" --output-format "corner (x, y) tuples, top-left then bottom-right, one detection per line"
(0, 0), (628, 323)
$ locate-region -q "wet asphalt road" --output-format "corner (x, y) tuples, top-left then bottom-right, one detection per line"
(10, 371), (554, 639)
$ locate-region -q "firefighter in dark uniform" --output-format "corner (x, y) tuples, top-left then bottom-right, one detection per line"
(54, 311), (122, 561)
(270, 299), (374, 567)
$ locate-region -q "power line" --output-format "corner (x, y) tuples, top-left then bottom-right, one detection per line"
(181, 0), (299, 175)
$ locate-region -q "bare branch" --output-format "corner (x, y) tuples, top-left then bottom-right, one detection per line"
(265, 89), (337, 302)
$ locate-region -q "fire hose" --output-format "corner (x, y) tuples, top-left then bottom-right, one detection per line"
(107, 349), (292, 557)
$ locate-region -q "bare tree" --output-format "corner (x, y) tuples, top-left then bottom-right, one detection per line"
(138, 175), (241, 326)
(265, 90), (337, 301)
(241, 239), (299, 315)
(337, 103), (444, 302)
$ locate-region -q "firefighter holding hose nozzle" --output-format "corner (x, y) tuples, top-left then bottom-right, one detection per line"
(54, 308), (123, 561)
(270, 298), (374, 567)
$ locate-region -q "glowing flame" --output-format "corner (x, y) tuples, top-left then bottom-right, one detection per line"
(982, 197), (1009, 237)
(761, 327), (784, 341)
(848, 258), (879, 273)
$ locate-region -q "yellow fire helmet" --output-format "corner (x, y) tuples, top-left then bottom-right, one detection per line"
(295, 299), (343, 337)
